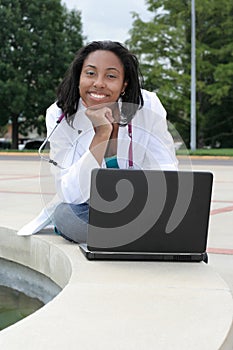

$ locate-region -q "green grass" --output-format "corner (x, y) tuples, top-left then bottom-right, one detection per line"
(0, 149), (38, 153)
(177, 148), (233, 157)
(1, 148), (233, 157)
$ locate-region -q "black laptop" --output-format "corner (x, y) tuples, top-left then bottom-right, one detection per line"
(79, 169), (213, 263)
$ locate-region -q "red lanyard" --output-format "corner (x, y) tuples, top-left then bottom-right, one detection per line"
(128, 123), (133, 168)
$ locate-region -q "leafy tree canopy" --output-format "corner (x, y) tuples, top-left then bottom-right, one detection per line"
(127, 0), (233, 147)
(0, 0), (84, 148)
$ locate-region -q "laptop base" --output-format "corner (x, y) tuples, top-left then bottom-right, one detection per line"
(79, 244), (208, 263)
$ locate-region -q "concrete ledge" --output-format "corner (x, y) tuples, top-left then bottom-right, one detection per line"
(0, 257), (61, 304)
(0, 227), (71, 289)
(0, 227), (232, 350)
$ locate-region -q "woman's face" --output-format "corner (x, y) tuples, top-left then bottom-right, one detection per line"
(79, 50), (127, 107)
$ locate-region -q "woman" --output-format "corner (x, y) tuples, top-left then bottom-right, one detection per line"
(17, 40), (178, 242)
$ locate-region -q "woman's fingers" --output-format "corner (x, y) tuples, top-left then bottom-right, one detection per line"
(85, 106), (114, 127)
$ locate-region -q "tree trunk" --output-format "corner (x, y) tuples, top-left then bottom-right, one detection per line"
(11, 114), (19, 150)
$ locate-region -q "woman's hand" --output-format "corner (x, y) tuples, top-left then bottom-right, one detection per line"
(86, 104), (115, 165)
(85, 105), (114, 135)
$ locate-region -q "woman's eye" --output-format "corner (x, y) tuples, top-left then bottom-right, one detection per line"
(107, 74), (117, 79)
(86, 70), (95, 76)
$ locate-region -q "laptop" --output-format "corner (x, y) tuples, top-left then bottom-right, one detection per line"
(79, 169), (213, 263)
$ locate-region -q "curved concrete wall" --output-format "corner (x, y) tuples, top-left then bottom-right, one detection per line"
(0, 227), (72, 289)
(0, 258), (61, 304)
(0, 227), (232, 350)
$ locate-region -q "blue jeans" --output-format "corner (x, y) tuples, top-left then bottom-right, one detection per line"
(53, 202), (89, 243)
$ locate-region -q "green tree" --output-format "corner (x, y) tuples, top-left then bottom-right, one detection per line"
(196, 0), (233, 147)
(0, 0), (84, 149)
(127, 0), (233, 148)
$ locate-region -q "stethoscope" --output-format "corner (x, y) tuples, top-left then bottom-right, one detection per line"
(38, 113), (133, 169)
(38, 113), (65, 169)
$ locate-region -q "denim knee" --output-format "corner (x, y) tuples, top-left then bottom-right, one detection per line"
(53, 202), (89, 243)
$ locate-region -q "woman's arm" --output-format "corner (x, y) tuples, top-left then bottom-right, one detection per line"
(45, 103), (114, 204)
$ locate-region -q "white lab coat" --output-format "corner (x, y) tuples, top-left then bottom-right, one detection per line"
(17, 89), (178, 236)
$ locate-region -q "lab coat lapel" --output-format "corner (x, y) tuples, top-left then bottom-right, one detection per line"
(72, 107), (94, 150)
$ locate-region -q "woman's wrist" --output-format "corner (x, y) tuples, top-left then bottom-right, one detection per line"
(94, 123), (113, 138)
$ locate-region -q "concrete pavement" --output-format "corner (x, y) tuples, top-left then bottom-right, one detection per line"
(178, 156), (233, 293)
(0, 153), (233, 349)
(0, 153), (233, 288)
(1, 154), (232, 278)
(0, 154), (233, 289)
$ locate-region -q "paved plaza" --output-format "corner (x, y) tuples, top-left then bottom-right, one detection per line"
(0, 154), (233, 291)
(0, 153), (233, 349)
(0, 153), (233, 290)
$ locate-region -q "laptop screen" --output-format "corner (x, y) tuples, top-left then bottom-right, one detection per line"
(87, 169), (213, 253)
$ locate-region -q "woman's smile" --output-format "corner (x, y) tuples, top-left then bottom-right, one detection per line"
(89, 92), (109, 100)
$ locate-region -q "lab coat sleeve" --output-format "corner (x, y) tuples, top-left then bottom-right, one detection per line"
(142, 90), (178, 170)
(55, 150), (100, 204)
(148, 115), (178, 170)
(46, 103), (100, 204)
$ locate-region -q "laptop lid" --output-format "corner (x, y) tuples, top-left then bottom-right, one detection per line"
(87, 169), (213, 254)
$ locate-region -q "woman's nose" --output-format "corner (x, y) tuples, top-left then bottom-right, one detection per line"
(93, 75), (106, 88)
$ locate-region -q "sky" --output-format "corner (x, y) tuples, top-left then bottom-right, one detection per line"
(62, 0), (152, 43)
